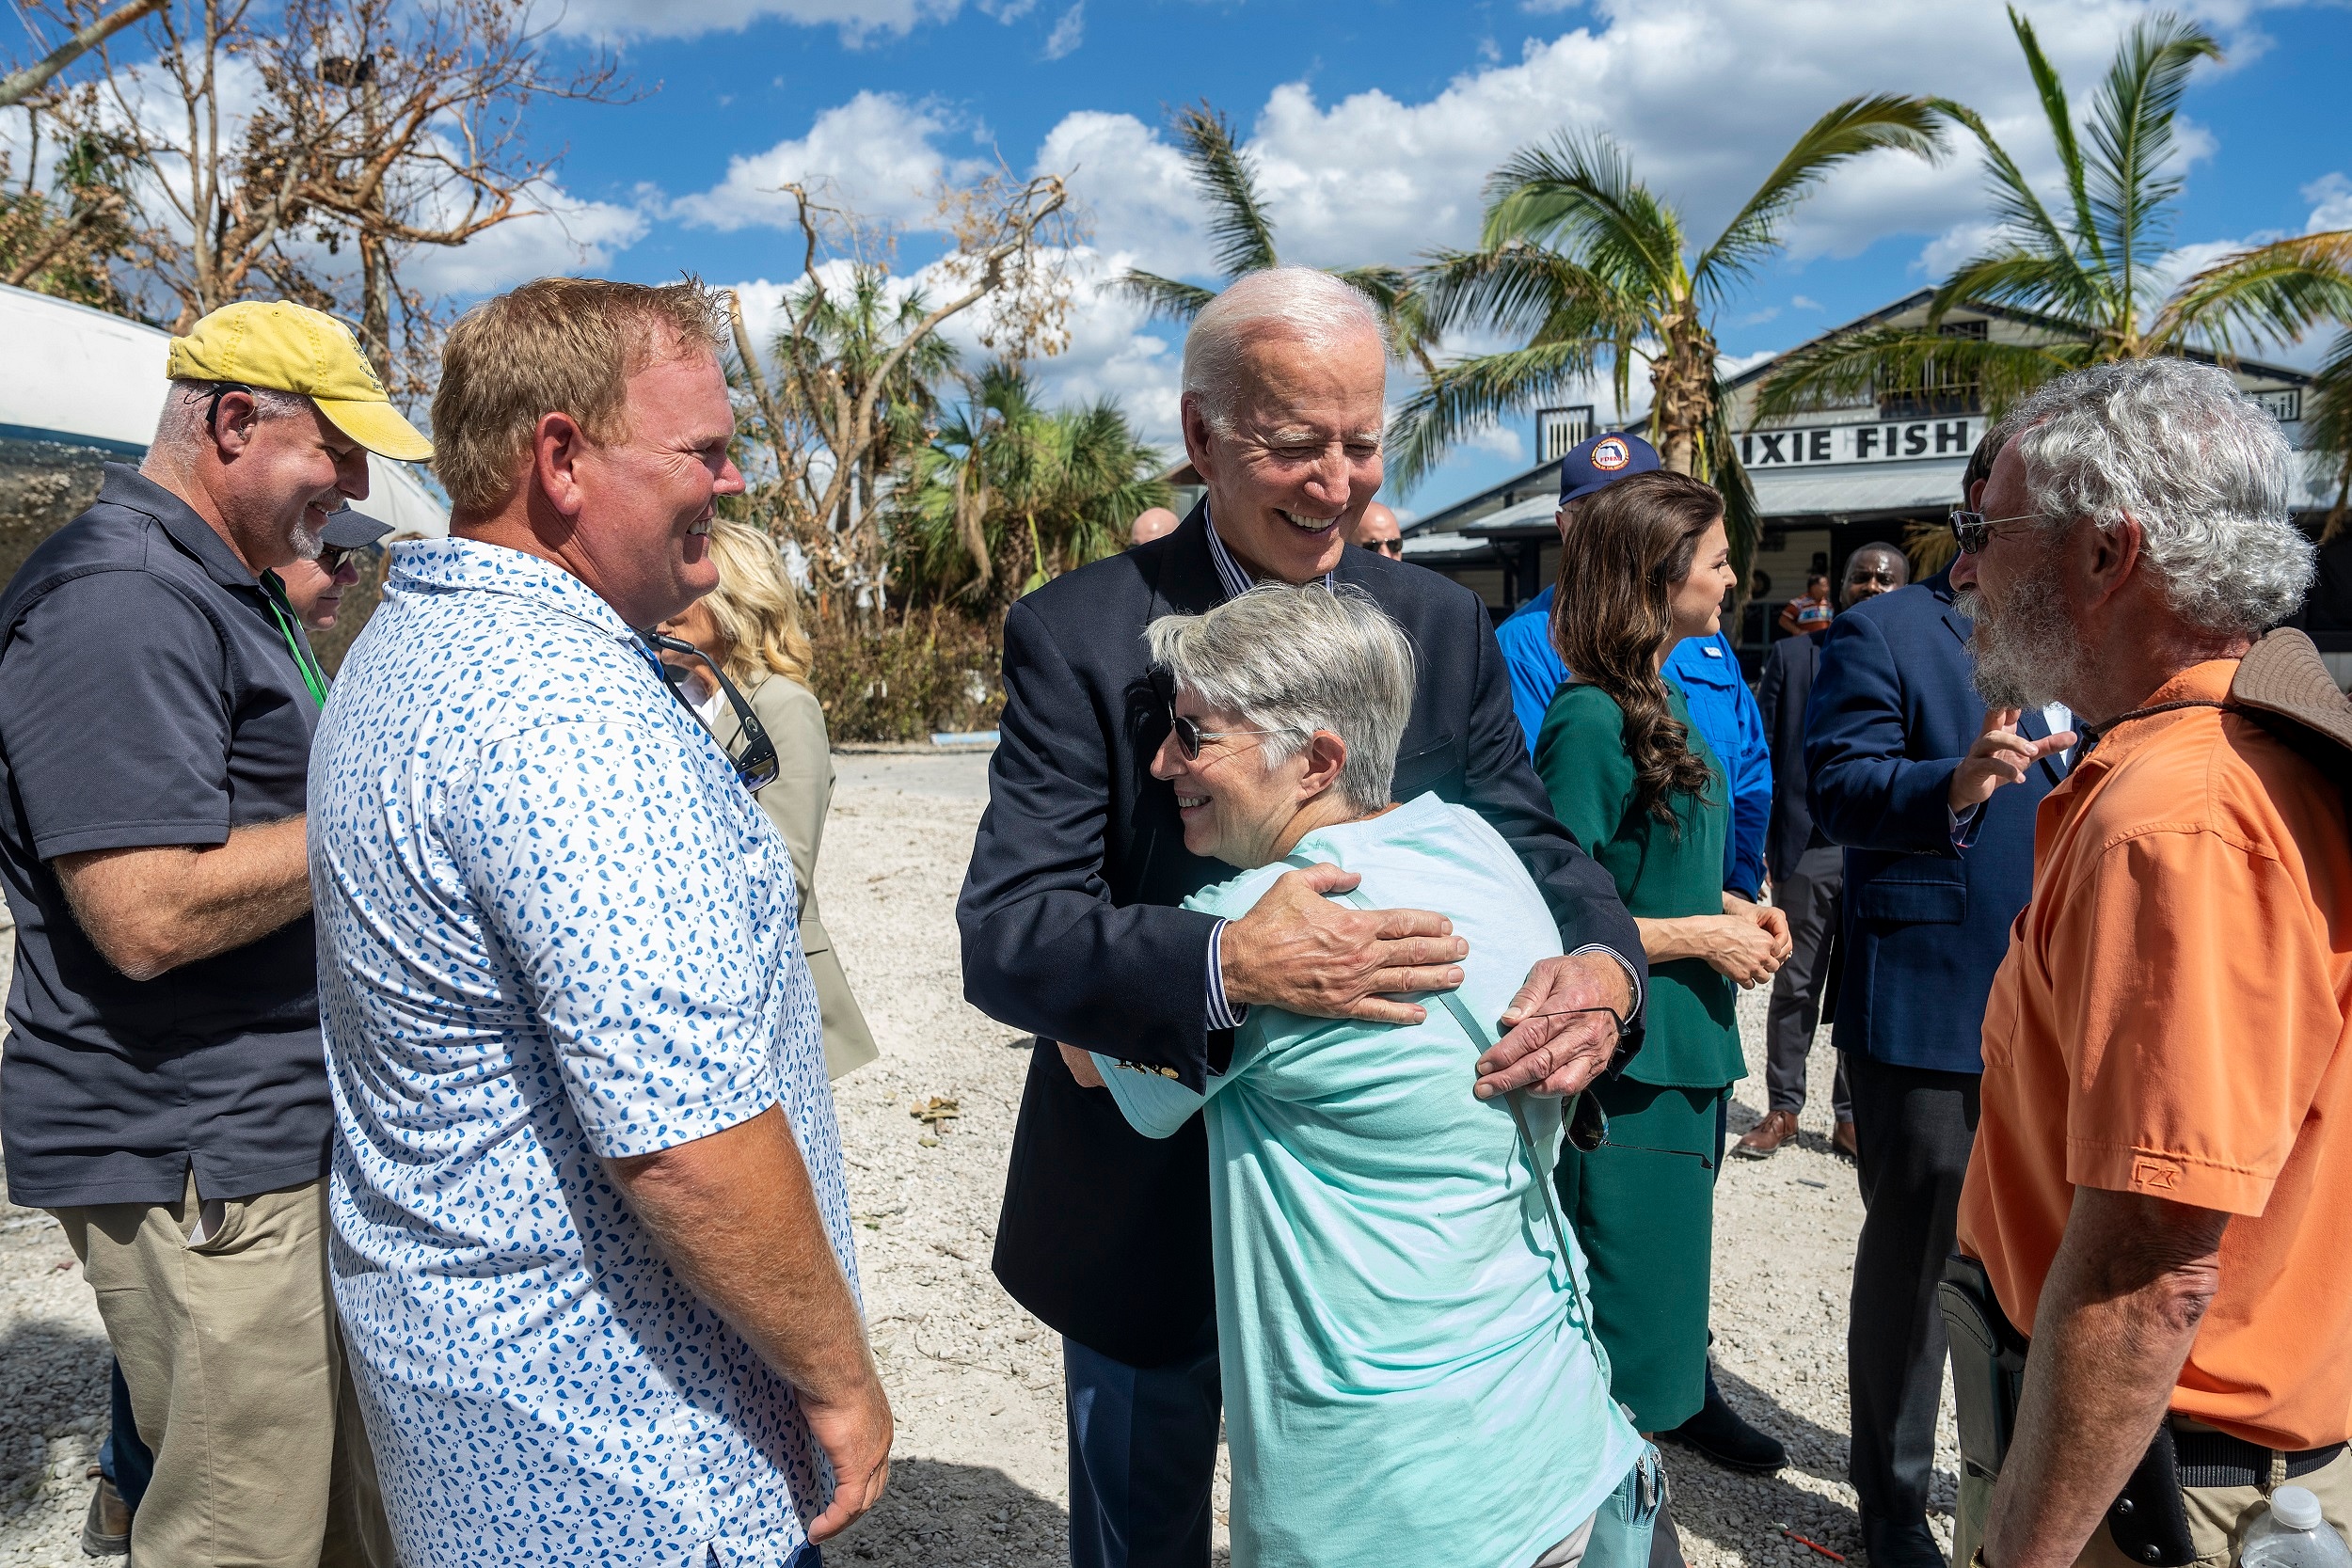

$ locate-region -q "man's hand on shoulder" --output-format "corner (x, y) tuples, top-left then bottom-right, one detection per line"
(1218, 862), (1467, 1025)
(1473, 951), (1635, 1100)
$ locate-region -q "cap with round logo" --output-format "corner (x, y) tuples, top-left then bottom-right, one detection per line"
(1559, 430), (1661, 503)
(166, 301), (433, 463)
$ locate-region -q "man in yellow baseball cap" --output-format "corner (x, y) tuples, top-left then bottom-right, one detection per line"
(166, 299), (434, 462)
(0, 295), (422, 1565)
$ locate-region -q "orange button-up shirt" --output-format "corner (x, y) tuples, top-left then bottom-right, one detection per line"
(1958, 658), (2352, 1451)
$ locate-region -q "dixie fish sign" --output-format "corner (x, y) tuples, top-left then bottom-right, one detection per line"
(1740, 416), (1984, 468)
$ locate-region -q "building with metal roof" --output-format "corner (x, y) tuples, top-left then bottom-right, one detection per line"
(1399, 290), (2349, 687)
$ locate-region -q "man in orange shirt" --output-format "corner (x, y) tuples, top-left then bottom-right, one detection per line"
(1947, 356), (2352, 1568)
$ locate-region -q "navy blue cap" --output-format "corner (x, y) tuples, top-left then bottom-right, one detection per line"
(1559, 431), (1661, 503)
(320, 508), (391, 548)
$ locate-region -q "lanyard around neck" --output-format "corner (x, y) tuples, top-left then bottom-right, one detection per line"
(259, 571), (331, 708)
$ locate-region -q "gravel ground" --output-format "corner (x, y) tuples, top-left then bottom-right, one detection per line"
(0, 751), (1959, 1566)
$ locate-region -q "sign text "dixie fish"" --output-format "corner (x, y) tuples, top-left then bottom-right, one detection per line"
(1741, 416), (1984, 468)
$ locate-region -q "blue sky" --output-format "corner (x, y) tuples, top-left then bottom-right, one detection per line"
(12, 0), (2349, 513)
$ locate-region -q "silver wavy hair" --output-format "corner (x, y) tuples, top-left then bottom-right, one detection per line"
(1147, 581), (1416, 815)
(1181, 267), (1384, 434)
(2006, 358), (2313, 636)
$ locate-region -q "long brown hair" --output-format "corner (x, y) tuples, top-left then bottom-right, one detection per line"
(1549, 469), (1724, 826)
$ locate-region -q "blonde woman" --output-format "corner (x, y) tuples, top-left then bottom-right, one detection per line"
(659, 518), (880, 1078)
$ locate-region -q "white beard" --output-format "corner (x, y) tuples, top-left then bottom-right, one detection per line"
(289, 509), (328, 562)
(1956, 556), (2084, 711)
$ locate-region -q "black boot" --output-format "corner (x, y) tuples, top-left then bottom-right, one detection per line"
(1661, 1370), (1788, 1474)
(1861, 1513), (1948, 1568)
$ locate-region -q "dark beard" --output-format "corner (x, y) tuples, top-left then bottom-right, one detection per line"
(1956, 562), (2080, 711)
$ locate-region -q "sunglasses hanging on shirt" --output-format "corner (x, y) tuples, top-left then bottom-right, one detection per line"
(640, 631), (781, 792)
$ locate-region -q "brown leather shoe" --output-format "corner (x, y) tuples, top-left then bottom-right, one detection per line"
(1735, 1109), (1801, 1159)
(82, 1469), (129, 1557)
(1833, 1118), (1860, 1160)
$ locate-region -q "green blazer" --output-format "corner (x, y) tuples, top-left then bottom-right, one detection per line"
(1534, 678), (1743, 1090)
(713, 671), (881, 1080)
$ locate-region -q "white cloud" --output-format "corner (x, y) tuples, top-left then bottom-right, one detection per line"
(1791, 295), (1823, 310)
(1042, 2), (1085, 59)
(549, 0), (961, 43)
(671, 92), (984, 233)
(403, 186), (649, 297)
(2304, 173), (2352, 233)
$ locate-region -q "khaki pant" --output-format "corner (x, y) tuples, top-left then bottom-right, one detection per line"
(53, 1174), (394, 1568)
(1958, 1425), (2352, 1568)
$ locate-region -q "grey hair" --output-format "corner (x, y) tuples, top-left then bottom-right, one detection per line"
(1147, 581), (1416, 815)
(150, 378), (315, 455)
(1181, 267), (1385, 433)
(2007, 358), (2313, 636)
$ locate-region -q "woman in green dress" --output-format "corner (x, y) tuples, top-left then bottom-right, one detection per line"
(1534, 470), (1791, 1439)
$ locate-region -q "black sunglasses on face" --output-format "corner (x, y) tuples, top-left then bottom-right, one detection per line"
(642, 632), (781, 791)
(1167, 705), (1299, 761)
(1362, 537), (1404, 559)
(1947, 509), (2042, 555)
(316, 542), (380, 577)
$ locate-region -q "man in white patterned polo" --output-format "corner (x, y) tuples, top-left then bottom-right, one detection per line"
(309, 277), (890, 1567)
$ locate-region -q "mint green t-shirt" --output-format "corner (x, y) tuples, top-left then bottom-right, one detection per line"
(1093, 793), (1641, 1568)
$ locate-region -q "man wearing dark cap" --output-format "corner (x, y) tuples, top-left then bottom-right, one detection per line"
(1493, 429), (1784, 1475)
(278, 507), (389, 628)
(0, 300), (427, 1567)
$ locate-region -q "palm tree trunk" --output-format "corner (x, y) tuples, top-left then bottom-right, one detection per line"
(1647, 308), (1718, 476)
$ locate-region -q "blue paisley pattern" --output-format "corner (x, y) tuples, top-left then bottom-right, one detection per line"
(309, 538), (853, 1568)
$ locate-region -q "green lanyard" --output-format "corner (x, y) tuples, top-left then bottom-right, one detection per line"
(259, 571), (331, 708)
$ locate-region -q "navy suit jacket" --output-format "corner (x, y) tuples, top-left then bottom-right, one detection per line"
(1756, 628), (1826, 884)
(959, 507), (1642, 1364)
(1802, 571), (2063, 1074)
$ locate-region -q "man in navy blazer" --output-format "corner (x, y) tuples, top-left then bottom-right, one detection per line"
(1804, 436), (2073, 1568)
(959, 269), (1644, 1568)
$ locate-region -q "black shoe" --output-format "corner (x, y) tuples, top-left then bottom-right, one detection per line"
(1661, 1383), (1788, 1473)
(1861, 1514), (1947, 1568)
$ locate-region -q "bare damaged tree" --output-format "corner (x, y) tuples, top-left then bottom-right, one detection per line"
(0, 0), (159, 111)
(727, 167), (1080, 616)
(29, 0), (622, 390)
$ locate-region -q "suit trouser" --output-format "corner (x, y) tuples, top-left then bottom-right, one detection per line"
(1063, 1316), (1222, 1568)
(52, 1173), (394, 1568)
(1763, 846), (1851, 1120)
(1844, 1051), (1980, 1530)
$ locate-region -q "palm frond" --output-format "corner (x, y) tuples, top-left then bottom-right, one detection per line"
(1751, 328), (2091, 423)
(2148, 230), (2352, 356)
(1927, 96), (2091, 294)
(1114, 268), (1216, 323)
(2004, 7), (2105, 271)
(1382, 341), (1610, 495)
(1410, 244), (1649, 348)
(1692, 94), (1946, 304)
(1170, 101), (1279, 279)
(1931, 248), (2109, 334)
(2083, 11), (2222, 309)
(1480, 131), (1685, 299)
(2304, 328), (2352, 544)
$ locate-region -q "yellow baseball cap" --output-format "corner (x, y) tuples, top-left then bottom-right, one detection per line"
(166, 300), (433, 463)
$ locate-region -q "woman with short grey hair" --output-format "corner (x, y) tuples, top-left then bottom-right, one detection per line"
(1087, 580), (1657, 1568)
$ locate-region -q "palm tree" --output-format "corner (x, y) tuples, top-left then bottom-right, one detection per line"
(1115, 102), (1428, 368)
(1386, 95), (1947, 571)
(894, 361), (1168, 604)
(1755, 10), (2352, 447)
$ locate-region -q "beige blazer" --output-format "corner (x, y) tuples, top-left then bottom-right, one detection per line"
(713, 671), (880, 1079)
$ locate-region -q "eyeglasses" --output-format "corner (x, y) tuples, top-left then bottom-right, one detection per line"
(316, 541), (380, 577)
(1168, 705), (1299, 761)
(642, 631), (781, 791)
(1948, 510), (2042, 555)
(1361, 537), (1404, 559)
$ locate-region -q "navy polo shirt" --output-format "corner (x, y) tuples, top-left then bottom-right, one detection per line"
(0, 464), (327, 1208)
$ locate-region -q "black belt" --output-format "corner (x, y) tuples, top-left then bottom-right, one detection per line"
(2170, 1424), (2345, 1491)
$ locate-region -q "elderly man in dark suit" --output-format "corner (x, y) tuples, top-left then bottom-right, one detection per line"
(959, 267), (1645, 1568)
(1804, 432), (2074, 1568)
(1735, 543), (1908, 1161)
